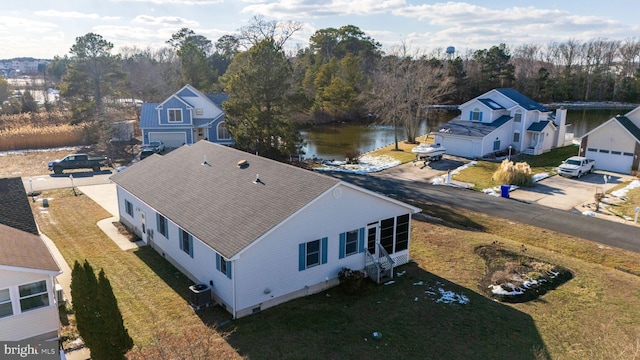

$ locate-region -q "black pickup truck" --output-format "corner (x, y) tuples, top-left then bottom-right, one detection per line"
(48, 154), (109, 174)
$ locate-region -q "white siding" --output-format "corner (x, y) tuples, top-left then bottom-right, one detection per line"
(182, 96), (223, 120)
(0, 270), (59, 341)
(233, 184), (412, 314)
(585, 121), (636, 174)
(116, 187), (235, 308)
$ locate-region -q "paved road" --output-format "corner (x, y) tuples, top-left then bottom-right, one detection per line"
(330, 172), (640, 254)
(22, 170), (114, 193)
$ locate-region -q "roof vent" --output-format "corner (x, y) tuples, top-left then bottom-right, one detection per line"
(202, 155), (211, 166)
(237, 159), (248, 168)
(253, 174), (265, 185)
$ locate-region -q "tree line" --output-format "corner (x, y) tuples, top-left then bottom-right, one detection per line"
(1, 16), (639, 158)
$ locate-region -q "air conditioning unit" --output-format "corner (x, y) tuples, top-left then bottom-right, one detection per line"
(188, 284), (211, 310)
(55, 283), (66, 306)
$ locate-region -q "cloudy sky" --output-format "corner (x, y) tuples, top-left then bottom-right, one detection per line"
(1, 0), (638, 59)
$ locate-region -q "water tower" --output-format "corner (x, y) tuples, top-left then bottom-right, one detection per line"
(446, 46), (455, 60)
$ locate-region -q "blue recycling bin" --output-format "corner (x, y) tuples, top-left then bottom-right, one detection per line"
(500, 185), (510, 198)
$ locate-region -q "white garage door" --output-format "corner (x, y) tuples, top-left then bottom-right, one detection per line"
(586, 149), (634, 174)
(442, 138), (475, 158)
(149, 132), (187, 149)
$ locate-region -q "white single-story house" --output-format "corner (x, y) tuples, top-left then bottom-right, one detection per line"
(110, 141), (421, 318)
(0, 177), (62, 342)
(578, 106), (640, 175)
(435, 88), (571, 159)
(139, 84), (233, 149)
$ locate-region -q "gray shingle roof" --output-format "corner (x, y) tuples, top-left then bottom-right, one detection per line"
(437, 115), (512, 137)
(495, 88), (548, 112)
(0, 177), (38, 235)
(0, 178), (60, 272)
(110, 141), (340, 258)
(616, 116), (640, 142)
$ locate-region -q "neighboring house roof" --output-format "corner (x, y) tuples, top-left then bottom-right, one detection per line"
(0, 177), (38, 235)
(579, 115), (640, 143)
(110, 141), (342, 259)
(139, 90), (228, 129)
(0, 177), (60, 273)
(495, 88), (548, 112)
(616, 116), (640, 142)
(139, 103), (159, 128)
(0, 224), (60, 273)
(478, 98), (505, 110)
(437, 115), (512, 137)
(527, 120), (551, 132)
(206, 93), (228, 109)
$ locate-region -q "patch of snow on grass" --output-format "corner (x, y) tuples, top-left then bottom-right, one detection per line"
(0, 146), (85, 156)
(582, 211), (596, 216)
(436, 288), (470, 304)
(315, 155), (400, 174)
(611, 180), (640, 198)
(431, 161), (477, 185)
(488, 283), (525, 296)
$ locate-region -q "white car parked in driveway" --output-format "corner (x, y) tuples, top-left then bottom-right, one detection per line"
(143, 140), (165, 153)
(558, 156), (595, 178)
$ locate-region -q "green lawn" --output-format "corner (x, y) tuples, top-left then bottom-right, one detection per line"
(32, 188), (640, 359)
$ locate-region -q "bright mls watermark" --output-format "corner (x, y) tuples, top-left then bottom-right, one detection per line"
(1, 341), (58, 359)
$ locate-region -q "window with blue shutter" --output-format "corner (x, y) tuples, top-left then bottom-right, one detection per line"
(179, 228), (193, 258)
(216, 253), (232, 279)
(299, 237), (327, 270)
(157, 213), (168, 237)
(340, 229), (365, 258)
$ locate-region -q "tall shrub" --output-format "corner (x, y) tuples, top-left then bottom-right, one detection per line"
(492, 159), (534, 187)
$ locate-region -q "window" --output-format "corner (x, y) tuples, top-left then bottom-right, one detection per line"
(168, 109), (182, 122)
(179, 229), (193, 258)
(380, 218), (395, 254)
(125, 200), (133, 217)
(395, 214), (410, 252)
(339, 228), (364, 258)
(195, 108), (204, 116)
(217, 122), (232, 140)
(599, 149), (610, 153)
(19, 281), (49, 312)
(493, 138), (501, 151)
(471, 108), (482, 121)
(157, 213), (168, 237)
(514, 110), (522, 123)
(587, 148), (597, 152)
(513, 132), (520, 143)
(623, 152), (634, 157)
(0, 288), (12, 318)
(216, 253), (232, 279)
(611, 151), (622, 155)
(298, 238), (328, 270)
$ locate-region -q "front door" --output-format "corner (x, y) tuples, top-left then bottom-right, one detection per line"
(196, 128), (205, 141)
(530, 133), (539, 148)
(366, 222), (378, 257)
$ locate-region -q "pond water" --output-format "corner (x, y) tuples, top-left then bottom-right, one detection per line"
(301, 108), (633, 160)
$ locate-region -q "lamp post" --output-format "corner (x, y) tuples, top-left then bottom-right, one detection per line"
(508, 145), (512, 161)
(69, 174), (77, 196)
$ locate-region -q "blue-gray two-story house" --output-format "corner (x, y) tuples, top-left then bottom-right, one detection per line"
(139, 84), (233, 149)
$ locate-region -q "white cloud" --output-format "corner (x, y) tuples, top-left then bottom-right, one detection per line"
(34, 10), (121, 21)
(111, 0), (222, 4)
(242, 0), (406, 19)
(133, 15), (200, 27)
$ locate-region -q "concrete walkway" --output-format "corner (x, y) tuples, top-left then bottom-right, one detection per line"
(78, 184), (144, 250)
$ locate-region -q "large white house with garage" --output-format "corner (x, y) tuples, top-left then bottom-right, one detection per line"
(578, 105), (640, 175)
(139, 84), (233, 149)
(435, 88), (571, 159)
(0, 177), (62, 342)
(110, 141), (420, 319)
